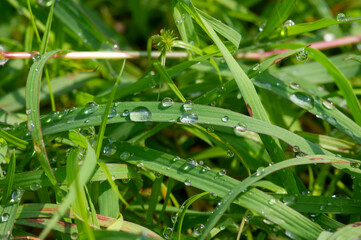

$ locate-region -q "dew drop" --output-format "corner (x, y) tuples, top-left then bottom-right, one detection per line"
(221, 116), (229, 122)
(187, 159), (197, 167)
(184, 179), (192, 186)
(292, 146), (300, 152)
(10, 188), (24, 202)
(234, 123), (247, 136)
(32, 54), (41, 62)
(1, 213), (9, 222)
(162, 97), (174, 108)
(103, 144), (117, 156)
(290, 82), (300, 90)
(290, 92), (314, 110)
(201, 166), (210, 173)
(130, 106), (152, 122)
(136, 162), (144, 167)
(121, 178), (130, 184)
(171, 213), (178, 223)
(227, 150), (234, 158)
(108, 107), (117, 118)
(283, 19), (295, 27)
(324, 33), (335, 42)
(163, 227), (173, 239)
(194, 224), (205, 236)
(296, 50), (308, 63)
(219, 225), (226, 230)
(256, 167), (265, 176)
(251, 63), (262, 74)
(336, 13), (346, 21)
(122, 109), (130, 117)
(183, 100), (194, 111)
(180, 111), (198, 123)
(26, 108), (32, 115)
(154, 171), (162, 178)
(350, 161), (361, 168)
(322, 100), (335, 110)
(171, 156), (180, 163)
(207, 126), (214, 133)
(268, 198), (276, 205)
(209, 192), (217, 199)
(326, 116), (337, 125)
(120, 152), (130, 160)
(83, 102), (99, 115)
(0, 46), (9, 66)
(30, 183), (41, 191)
(259, 22), (266, 32)
(319, 205), (325, 210)
(217, 169), (227, 176)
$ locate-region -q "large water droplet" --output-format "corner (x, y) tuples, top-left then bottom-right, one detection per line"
(283, 20), (295, 27)
(194, 224), (205, 236)
(162, 97), (174, 107)
(221, 116), (229, 122)
(184, 179), (192, 186)
(234, 123), (247, 136)
(30, 183), (41, 191)
(10, 188), (24, 202)
(290, 92), (314, 110)
(83, 102), (99, 115)
(296, 50), (308, 63)
(129, 107), (152, 121)
(337, 13), (346, 21)
(103, 144), (117, 156)
(182, 100), (194, 111)
(32, 54), (41, 62)
(108, 107), (117, 118)
(180, 111), (198, 123)
(0, 46), (8, 66)
(1, 213), (9, 222)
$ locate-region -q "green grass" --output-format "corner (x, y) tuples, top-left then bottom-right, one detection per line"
(1, 0), (361, 239)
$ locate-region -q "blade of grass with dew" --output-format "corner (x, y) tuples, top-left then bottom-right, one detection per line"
(269, 17), (361, 39)
(0, 73), (97, 112)
(176, 192), (209, 240)
(1, 151), (15, 205)
(198, 156), (349, 239)
(95, 60), (126, 157)
(0, 164), (139, 190)
(25, 49), (62, 188)
(179, 0), (300, 194)
(258, 0), (296, 39)
(111, 143), (331, 239)
(318, 222), (361, 240)
(39, 135), (97, 239)
(0, 128), (27, 150)
(0, 186), (24, 239)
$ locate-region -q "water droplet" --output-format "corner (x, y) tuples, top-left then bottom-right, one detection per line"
(171, 213), (178, 223)
(209, 192), (217, 199)
(296, 50), (308, 63)
(251, 63), (262, 74)
(32, 54), (41, 62)
(283, 20), (295, 27)
(108, 107), (117, 118)
(183, 100), (194, 111)
(130, 106), (152, 122)
(326, 116), (337, 125)
(322, 100), (335, 110)
(337, 13), (346, 21)
(207, 126), (214, 133)
(103, 144), (117, 156)
(84, 119), (90, 123)
(30, 183), (41, 191)
(319, 205), (325, 210)
(83, 102), (98, 115)
(268, 198), (276, 206)
(350, 161), (361, 168)
(290, 92), (314, 110)
(259, 22), (266, 32)
(1, 213), (9, 222)
(163, 227), (173, 239)
(292, 146), (300, 152)
(256, 167), (265, 176)
(121, 178), (130, 184)
(219, 225), (226, 230)
(187, 159), (197, 167)
(180, 111), (198, 123)
(113, 44), (119, 51)
(234, 123), (247, 136)
(122, 109), (130, 117)
(0, 46), (9, 66)
(194, 224), (205, 236)
(290, 82), (300, 90)
(171, 156), (180, 163)
(136, 162), (144, 167)
(120, 152), (130, 160)
(221, 116), (229, 122)
(35, 68), (39, 72)
(324, 33), (335, 42)
(184, 179), (192, 186)
(227, 150), (234, 158)
(26, 108), (31, 115)
(217, 169), (227, 176)
(296, 152), (305, 158)
(10, 188), (24, 202)
(162, 97), (174, 107)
